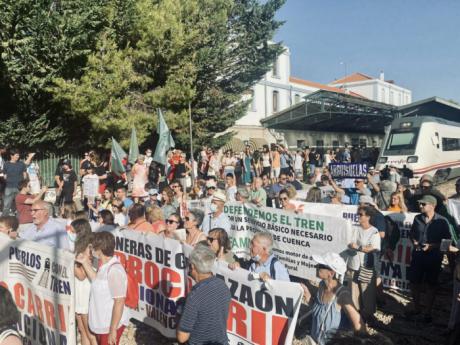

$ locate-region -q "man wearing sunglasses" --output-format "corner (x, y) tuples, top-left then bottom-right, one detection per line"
(408, 195), (451, 323)
(330, 175), (371, 205)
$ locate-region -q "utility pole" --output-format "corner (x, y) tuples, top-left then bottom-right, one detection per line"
(188, 102), (195, 187)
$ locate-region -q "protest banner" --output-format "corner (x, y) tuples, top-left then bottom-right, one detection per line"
(182, 244), (303, 345)
(0, 234), (76, 345)
(297, 202), (416, 291)
(328, 163), (368, 179)
(224, 202), (353, 281)
(215, 261), (303, 345)
(112, 229), (187, 338)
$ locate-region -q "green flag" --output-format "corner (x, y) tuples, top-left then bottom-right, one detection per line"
(128, 126), (139, 165)
(111, 137), (126, 176)
(153, 109), (175, 165)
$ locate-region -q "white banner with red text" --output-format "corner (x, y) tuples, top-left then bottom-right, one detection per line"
(0, 234), (76, 345)
(182, 244), (304, 345)
(112, 228), (188, 338)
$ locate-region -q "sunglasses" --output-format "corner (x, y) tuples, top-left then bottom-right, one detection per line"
(207, 237), (217, 243)
(419, 202), (427, 207)
(280, 197), (288, 201)
(207, 186), (216, 190)
(185, 217), (192, 221)
(166, 219), (178, 224)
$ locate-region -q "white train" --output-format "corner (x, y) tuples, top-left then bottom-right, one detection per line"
(376, 116), (460, 183)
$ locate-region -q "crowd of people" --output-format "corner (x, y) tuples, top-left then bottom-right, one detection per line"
(0, 142), (460, 345)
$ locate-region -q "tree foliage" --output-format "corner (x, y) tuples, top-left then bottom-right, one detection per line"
(0, 0), (285, 152)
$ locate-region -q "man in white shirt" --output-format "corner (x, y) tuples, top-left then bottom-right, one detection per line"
(20, 200), (69, 250)
(201, 190), (231, 234)
(144, 148), (153, 167)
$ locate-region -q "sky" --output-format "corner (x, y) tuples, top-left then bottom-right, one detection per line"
(274, 0), (460, 102)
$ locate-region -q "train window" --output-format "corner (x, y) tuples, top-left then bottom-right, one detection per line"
(442, 138), (460, 151)
(386, 130), (418, 150)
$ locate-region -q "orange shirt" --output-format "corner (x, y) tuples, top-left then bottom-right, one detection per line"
(387, 205), (402, 212)
(128, 219), (154, 233)
(272, 151), (281, 168)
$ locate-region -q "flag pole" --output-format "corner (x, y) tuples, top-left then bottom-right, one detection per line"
(188, 102), (195, 187)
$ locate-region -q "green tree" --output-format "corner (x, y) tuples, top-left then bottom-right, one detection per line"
(1, 0), (285, 152)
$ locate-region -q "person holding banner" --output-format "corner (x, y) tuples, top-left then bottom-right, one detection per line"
(0, 286), (22, 345)
(300, 253), (363, 345)
(348, 206), (380, 323)
(207, 228), (237, 264)
(76, 231), (130, 345)
(177, 246), (231, 345)
(231, 232), (290, 282)
(185, 209), (207, 246)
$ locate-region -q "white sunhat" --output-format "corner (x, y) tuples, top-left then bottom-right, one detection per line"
(312, 252), (347, 276)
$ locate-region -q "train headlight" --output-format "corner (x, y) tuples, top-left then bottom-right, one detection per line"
(407, 156), (418, 163)
(378, 157), (388, 164)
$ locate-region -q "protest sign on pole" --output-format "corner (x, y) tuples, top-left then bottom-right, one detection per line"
(224, 202), (353, 281)
(328, 163), (368, 179)
(0, 234), (76, 345)
(112, 229), (187, 338)
(82, 174), (99, 199)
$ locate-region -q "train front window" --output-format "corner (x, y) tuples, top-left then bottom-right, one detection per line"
(386, 130), (419, 151)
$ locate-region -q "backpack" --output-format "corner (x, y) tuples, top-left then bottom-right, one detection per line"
(383, 215), (401, 251)
(243, 256), (283, 280)
(108, 261), (139, 309)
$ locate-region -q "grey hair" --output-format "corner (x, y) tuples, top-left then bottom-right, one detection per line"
(188, 208), (204, 227)
(189, 245), (216, 274)
(253, 232), (273, 254)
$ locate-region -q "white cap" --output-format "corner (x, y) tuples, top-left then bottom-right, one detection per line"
(212, 189), (227, 203)
(312, 252), (347, 275)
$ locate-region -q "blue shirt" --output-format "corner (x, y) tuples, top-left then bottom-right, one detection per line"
(201, 212), (231, 235)
(249, 254), (290, 281)
(179, 276), (231, 345)
(122, 197), (133, 209)
(20, 218), (69, 250)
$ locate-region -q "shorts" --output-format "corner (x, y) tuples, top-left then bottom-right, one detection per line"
(408, 250), (443, 286)
(272, 167), (280, 179)
(96, 326), (125, 345)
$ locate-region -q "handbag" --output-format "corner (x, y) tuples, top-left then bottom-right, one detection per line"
(357, 231), (378, 283)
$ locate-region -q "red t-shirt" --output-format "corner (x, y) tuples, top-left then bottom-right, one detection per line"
(15, 194), (33, 224)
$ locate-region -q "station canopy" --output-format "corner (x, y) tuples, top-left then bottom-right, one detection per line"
(261, 90), (397, 134)
(261, 91), (460, 133)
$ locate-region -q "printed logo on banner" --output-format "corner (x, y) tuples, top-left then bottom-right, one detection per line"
(328, 163), (368, 179)
(1, 240), (75, 345)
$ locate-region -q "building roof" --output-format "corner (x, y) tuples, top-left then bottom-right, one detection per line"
(398, 96), (460, 122)
(290, 76), (366, 99)
(329, 72), (373, 85)
(261, 90), (396, 133)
